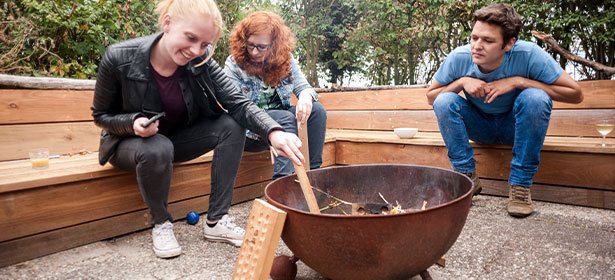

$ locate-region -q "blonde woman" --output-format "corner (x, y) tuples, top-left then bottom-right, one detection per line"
(92, 0), (305, 258)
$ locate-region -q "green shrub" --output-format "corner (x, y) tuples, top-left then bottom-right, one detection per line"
(0, 0), (158, 79)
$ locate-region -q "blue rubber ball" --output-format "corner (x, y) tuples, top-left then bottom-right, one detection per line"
(186, 211), (199, 225)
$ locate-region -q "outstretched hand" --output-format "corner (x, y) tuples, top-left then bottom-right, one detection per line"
(268, 130), (305, 165)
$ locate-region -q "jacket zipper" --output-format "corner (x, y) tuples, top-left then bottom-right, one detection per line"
(197, 76), (227, 112)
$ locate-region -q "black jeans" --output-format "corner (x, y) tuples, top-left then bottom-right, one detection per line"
(109, 114), (246, 225)
(244, 102), (327, 180)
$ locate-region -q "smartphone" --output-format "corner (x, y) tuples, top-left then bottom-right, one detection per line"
(142, 112), (166, 128)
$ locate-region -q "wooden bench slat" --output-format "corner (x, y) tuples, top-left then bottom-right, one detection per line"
(319, 80), (615, 111)
(0, 89), (94, 124)
(327, 129), (615, 154)
(0, 121), (100, 162)
(0, 139), (336, 193)
(0, 152), (213, 192)
(326, 109), (615, 138)
(334, 140), (615, 191)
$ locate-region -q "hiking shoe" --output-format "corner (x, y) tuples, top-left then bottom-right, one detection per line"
(152, 220), (182, 258)
(203, 214), (245, 247)
(463, 172), (482, 196)
(507, 185), (534, 217)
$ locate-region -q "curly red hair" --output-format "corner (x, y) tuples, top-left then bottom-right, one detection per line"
(229, 11), (296, 87)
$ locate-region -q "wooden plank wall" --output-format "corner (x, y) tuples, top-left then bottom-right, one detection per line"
(0, 89), (97, 161)
(320, 80), (615, 138)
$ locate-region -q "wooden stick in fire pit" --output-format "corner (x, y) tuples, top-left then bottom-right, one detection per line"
(297, 120), (310, 171)
(294, 121), (320, 214)
(293, 163), (321, 214)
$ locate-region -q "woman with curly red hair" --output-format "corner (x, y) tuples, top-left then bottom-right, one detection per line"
(224, 11), (327, 180)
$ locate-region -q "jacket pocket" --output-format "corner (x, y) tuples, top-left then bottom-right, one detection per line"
(98, 130), (122, 165)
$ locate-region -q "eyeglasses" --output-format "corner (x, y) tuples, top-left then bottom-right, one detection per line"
(246, 42), (272, 52)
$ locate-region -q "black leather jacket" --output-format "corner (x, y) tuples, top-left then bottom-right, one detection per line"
(92, 33), (282, 165)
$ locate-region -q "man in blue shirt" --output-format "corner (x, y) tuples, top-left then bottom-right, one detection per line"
(426, 3), (583, 217)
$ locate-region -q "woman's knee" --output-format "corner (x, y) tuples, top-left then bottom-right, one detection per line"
(217, 114), (246, 137)
(270, 110), (298, 132)
(309, 102), (327, 123)
(136, 135), (174, 165)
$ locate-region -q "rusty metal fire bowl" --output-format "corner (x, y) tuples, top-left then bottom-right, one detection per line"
(264, 164), (473, 280)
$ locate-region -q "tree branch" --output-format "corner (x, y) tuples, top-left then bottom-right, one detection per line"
(532, 30), (615, 77)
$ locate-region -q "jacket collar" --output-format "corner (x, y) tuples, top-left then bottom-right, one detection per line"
(188, 50), (212, 76)
(127, 32), (212, 80)
(127, 33), (164, 81)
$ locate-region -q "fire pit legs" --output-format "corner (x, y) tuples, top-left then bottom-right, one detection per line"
(270, 254), (299, 280)
(419, 270), (433, 280)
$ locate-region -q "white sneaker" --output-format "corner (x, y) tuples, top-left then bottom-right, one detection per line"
(152, 221), (182, 258)
(203, 214), (245, 247)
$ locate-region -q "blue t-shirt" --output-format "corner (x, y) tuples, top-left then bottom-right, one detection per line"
(434, 40), (562, 114)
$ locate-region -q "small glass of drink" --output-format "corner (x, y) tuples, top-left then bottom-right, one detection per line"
(595, 120), (614, 148)
(29, 148), (49, 170)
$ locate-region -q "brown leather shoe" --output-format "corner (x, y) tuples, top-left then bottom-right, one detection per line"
(507, 185), (534, 217)
(464, 172), (482, 196)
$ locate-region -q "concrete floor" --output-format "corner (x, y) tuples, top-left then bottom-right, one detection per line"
(1, 194), (614, 280)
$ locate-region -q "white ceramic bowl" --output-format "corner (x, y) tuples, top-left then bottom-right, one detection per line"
(394, 128), (418, 139)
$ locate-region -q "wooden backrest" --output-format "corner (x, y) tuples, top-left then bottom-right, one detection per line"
(0, 89), (99, 161)
(1, 80), (612, 161)
(319, 80), (615, 139)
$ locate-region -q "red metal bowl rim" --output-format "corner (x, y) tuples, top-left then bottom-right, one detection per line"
(264, 163), (473, 218)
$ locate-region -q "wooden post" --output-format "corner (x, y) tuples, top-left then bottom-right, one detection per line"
(232, 199), (287, 280)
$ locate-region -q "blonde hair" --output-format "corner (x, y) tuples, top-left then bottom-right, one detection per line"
(156, 0), (223, 65)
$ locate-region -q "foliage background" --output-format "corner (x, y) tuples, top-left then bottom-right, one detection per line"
(1, 0), (613, 85)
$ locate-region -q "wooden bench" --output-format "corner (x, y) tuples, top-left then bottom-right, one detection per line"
(1, 80), (613, 267)
(319, 80), (615, 210)
(0, 88), (336, 267)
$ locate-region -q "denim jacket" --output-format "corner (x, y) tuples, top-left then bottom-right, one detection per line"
(224, 54), (319, 139)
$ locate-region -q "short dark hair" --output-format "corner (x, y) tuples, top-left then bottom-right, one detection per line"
(471, 3), (522, 48)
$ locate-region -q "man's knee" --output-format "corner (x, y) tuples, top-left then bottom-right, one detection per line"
(515, 88), (553, 114)
(433, 92), (462, 114)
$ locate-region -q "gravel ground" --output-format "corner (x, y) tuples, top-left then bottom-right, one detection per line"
(1, 194), (614, 280)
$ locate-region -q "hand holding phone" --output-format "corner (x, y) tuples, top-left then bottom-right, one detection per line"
(142, 112), (166, 128)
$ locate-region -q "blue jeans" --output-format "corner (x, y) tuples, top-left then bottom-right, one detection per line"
(244, 102), (327, 180)
(432, 88), (552, 188)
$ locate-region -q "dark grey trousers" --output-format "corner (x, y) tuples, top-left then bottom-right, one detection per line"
(109, 114), (246, 225)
